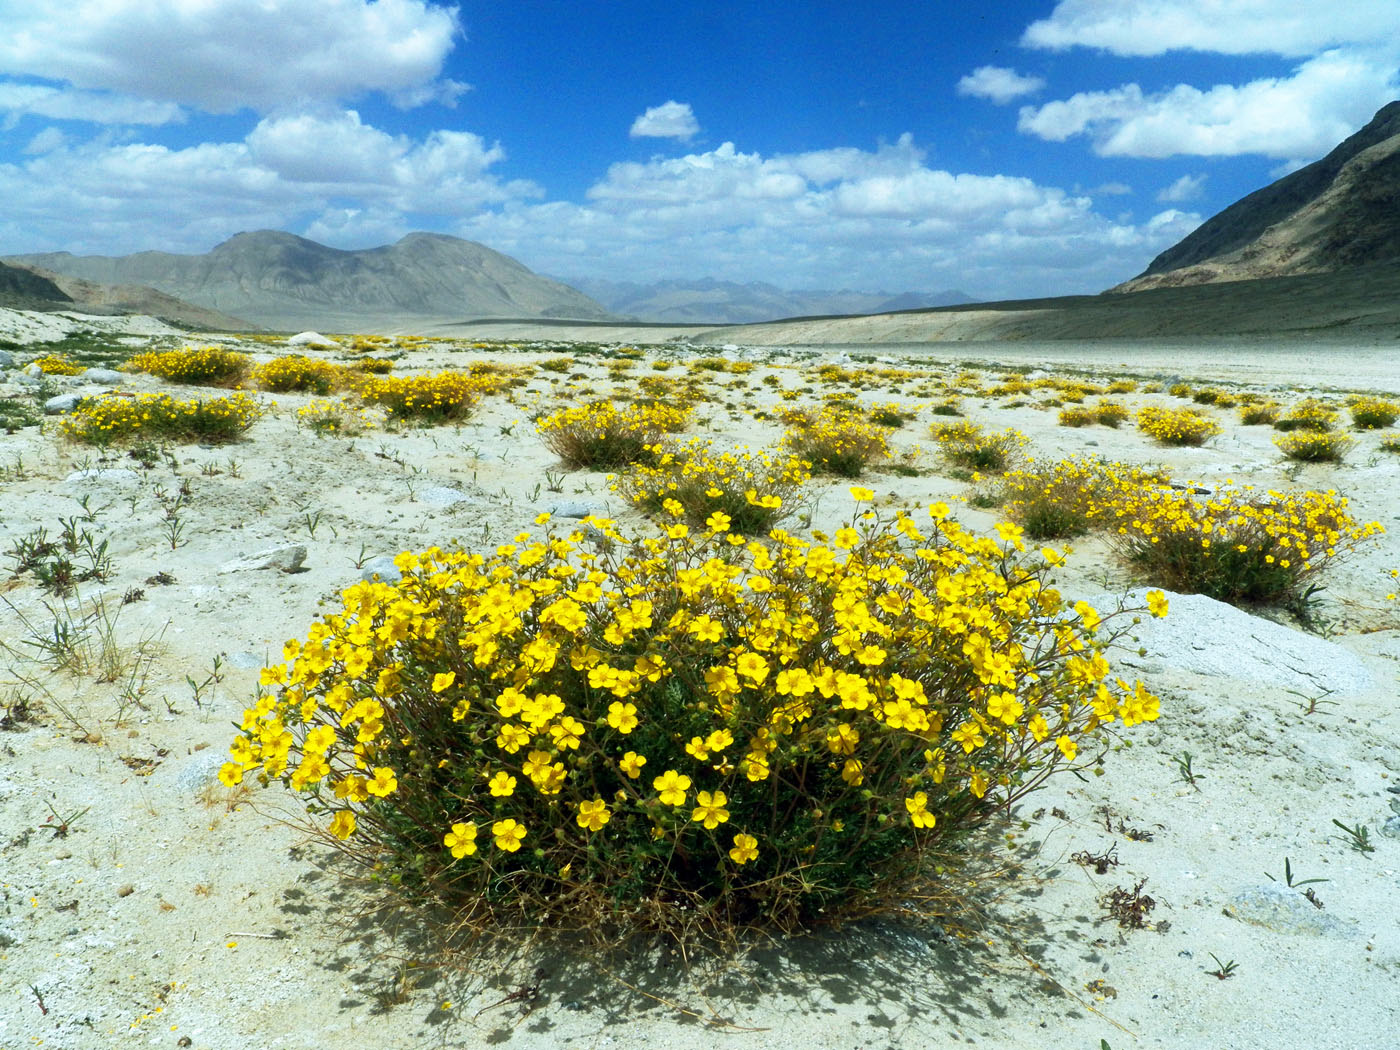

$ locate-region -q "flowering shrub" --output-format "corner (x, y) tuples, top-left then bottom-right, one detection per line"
(1111, 483), (1382, 604)
(537, 401), (691, 469)
(1136, 405), (1220, 446)
(1093, 400), (1130, 427)
(354, 372), (489, 423)
(125, 345), (251, 386)
(1058, 407), (1095, 428)
(252, 355), (346, 394)
(60, 392), (260, 445)
(296, 398), (382, 436)
(1274, 431), (1354, 463)
(1348, 396), (1398, 429)
(31, 353), (84, 375)
(1238, 402), (1280, 426)
(931, 421), (1026, 473)
(1273, 398), (1338, 433)
(226, 496), (1163, 944)
(783, 408), (891, 477)
(350, 357), (395, 374)
(614, 439), (810, 534)
(1001, 456), (1170, 540)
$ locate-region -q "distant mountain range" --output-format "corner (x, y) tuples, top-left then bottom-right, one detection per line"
(561, 275), (977, 324)
(1114, 100), (1400, 292)
(5, 231), (612, 332)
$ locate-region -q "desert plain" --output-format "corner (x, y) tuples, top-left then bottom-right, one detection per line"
(0, 309), (1397, 1050)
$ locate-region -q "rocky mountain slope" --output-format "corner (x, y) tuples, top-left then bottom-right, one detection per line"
(1115, 100), (1400, 291)
(7, 231), (613, 332)
(0, 261), (72, 310)
(562, 275), (976, 324)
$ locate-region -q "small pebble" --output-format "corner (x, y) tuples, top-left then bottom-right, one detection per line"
(116, 884), (134, 898)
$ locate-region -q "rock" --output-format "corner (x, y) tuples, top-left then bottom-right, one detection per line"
(9, 372), (39, 388)
(116, 884), (134, 898)
(23, 362), (41, 376)
(44, 392), (86, 414)
(0, 349), (12, 368)
(1381, 814), (1400, 839)
(1223, 884), (1359, 937)
(359, 555), (403, 583)
(1090, 588), (1373, 696)
(227, 651), (265, 670)
(287, 331), (340, 349)
(547, 500), (601, 519)
(174, 749), (228, 792)
(64, 467), (141, 485)
(218, 544), (307, 574)
(419, 485), (469, 507)
(81, 368), (125, 384)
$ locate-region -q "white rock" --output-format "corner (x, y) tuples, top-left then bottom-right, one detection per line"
(419, 485), (469, 507)
(287, 331), (341, 349)
(218, 544), (307, 574)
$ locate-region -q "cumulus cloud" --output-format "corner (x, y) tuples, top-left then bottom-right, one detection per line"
(956, 66), (1046, 104)
(1017, 50), (1399, 158)
(0, 0), (461, 114)
(1022, 0), (1400, 58)
(629, 100), (699, 140)
(1157, 173), (1205, 201)
(0, 82), (183, 126)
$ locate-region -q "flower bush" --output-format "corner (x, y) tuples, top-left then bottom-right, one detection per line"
(354, 372), (491, 424)
(125, 345), (251, 386)
(931, 421), (1026, 473)
(614, 439), (810, 534)
(59, 392), (261, 445)
(1136, 405), (1220, 446)
(1348, 396), (1398, 430)
(782, 407), (891, 478)
(1111, 483), (1382, 605)
(226, 497), (1163, 946)
(31, 353), (84, 375)
(1275, 431), (1354, 463)
(1238, 402), (1280, 426)
(537, 401), (691, 469)
(252, 355), (347, 394)
(296, 398), (382, 436)
(1273, 398), (1338, 433)
(1000, 456), (1171, 540)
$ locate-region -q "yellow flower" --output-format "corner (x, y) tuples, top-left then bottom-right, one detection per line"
(705, 511), (731, 532)
(217, 762), (244, 787)
(365, 766), (398, 797)
(1145, 589), (1169, 618)
(729, 832), (759, 865)
(653, 769), (691, 807)
(492, 818), (527, 852)
(431, 671), (456, 693)
(735, 651), (769, 683)
(329, 810), (356, 840)
(619, 750), (647, 779)
(488, 771), (517, 797)
(576, 798), (611, 831)
(607, 701), (639, 734)
(692, 790), (730, 829)
(904, 792), (936, 829)
(1056, 735), (1077, 761)
(849, 486), (875, 502)
(841, 758), (863, 786)
(444, 821), (478, 858)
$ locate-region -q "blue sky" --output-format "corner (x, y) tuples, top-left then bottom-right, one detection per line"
(1, 1), (1397, 300)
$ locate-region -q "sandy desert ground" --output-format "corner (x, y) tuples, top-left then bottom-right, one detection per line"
(0, 310), (1397, 1050)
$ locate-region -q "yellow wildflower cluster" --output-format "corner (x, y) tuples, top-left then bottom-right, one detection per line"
(931, 420), (1027, 473)
(227, 498), (1161, 940)
(1112, 482), (1383, 604)
(1136, 405), (1221, 446)
(296, 398), (382, 436)
(614, 438), (811, 534)
(1274, 431), (1355, 463)
(31, 353), (84, 375)
(1239, 402), (1281, 425)
(252, 355), (346, 394)
(125, 345), (251, 386)
(1348, 396), (1398, 430)
(782, 406), (891, 478)
(354, 371), (492, 423)
(536, 400), (692, 468)
(1001, 456), (1170, 540)
(1274, 398), (1339, 433)
(60, 391), (261, 446)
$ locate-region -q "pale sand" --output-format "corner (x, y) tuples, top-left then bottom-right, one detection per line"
(0, 315), (1397, 1049)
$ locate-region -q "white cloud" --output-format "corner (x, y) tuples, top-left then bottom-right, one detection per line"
(1022, 0), (1400, 58)
(1090, 181), (1132, 195)
(629, 100), (699, 140)
(21, 127), (66, 155)
(0, 0), (461, 114)
(1017, 50), (1399, 158)
(956, 66), (1046, 104)
(0, 83), (183, 126)
(1157, 173), (1205, 201)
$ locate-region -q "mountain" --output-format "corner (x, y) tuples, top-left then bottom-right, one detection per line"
(6, 231), (613, 331)
(560, 275), (976, 324)
(0, 261), (72, 309)
(1115, 100), (1400, 292)
(5, 263), (254, 330)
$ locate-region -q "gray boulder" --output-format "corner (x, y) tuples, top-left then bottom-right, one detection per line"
(218, 544), (308, 574)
